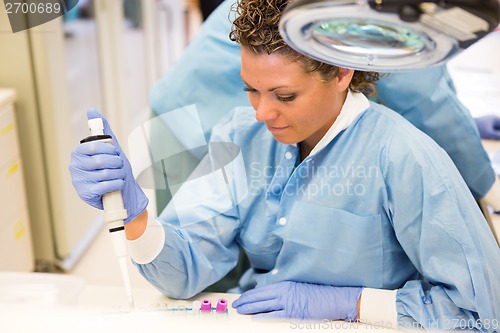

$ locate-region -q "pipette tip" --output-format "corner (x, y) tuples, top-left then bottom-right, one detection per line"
(129, 296), (135, 310)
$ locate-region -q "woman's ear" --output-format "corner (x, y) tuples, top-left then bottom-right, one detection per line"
(336, 68), (355, 92)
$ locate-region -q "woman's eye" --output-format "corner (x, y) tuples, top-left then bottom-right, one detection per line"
(277, 95), (296, 103)
(243, 87), (257, 93)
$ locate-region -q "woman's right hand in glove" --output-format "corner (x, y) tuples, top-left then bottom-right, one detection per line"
(69, 108), (148, 224)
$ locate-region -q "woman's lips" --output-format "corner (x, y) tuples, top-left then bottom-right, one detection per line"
(267, 125), (289, 134)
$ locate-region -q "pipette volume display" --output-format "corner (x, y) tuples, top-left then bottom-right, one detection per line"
(82, 117), (135, 310)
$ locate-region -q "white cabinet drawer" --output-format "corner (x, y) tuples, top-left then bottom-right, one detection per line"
(0, 104), (20, 169)
(0, 159), (27, 223)
(0, 210), (34, 271)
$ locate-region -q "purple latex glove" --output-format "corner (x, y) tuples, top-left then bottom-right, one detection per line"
(475, 115), (500, 140)
(232, 281), (362, 321)
(69, 108), (148, 223)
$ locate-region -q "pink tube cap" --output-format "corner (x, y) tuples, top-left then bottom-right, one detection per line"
(216, 298), (228, 313)
(200, 299), (212, 313)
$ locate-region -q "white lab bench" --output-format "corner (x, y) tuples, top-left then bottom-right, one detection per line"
(0, 274), (402, 333)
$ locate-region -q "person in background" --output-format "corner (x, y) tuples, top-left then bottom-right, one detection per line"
(70, 0), (500, 330)
(149, 0), (500, 213)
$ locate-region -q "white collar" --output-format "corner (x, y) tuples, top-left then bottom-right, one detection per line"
(309, 91), (370, 156)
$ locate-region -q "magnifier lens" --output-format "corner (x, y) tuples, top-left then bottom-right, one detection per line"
(313, 19), (427, 56)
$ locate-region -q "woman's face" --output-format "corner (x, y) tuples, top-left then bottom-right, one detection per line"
(240, 48), (353, 152)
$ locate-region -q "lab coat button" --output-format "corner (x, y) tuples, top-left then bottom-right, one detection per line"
(285, 152), (292, 159)
(271, 269), (279, 275)
(278, 217), (287, 225)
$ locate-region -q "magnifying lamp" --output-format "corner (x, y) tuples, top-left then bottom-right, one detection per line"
(279, 0), (500, 71)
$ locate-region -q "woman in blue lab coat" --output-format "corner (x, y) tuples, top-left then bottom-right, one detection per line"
(70, 0), (500, 330)
(149, 0), (499, 207)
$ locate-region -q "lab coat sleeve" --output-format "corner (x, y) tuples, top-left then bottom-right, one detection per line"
(359, 288), (398, 328)
(132, 210), (240, 299)
(376, 66), (495, 199)
(383, 125), (500, 332)
(127, 212), (165, 264)
(131, 113), (245, 299)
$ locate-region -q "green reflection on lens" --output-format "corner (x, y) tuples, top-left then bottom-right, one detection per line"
(313, 19), (426, 55)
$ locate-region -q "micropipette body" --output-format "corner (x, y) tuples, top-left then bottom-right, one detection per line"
(81, 117), (135, 310)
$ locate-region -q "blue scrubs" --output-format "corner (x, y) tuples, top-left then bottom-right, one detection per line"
(149, 0), (495, 198)
(135, 101), (500, 330)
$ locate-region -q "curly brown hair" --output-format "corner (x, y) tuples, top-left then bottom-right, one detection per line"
(229, 0), (379, 94)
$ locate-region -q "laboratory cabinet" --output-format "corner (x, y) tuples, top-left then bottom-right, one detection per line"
(0, 0), (186, 272)
(0, 88), (34, 272)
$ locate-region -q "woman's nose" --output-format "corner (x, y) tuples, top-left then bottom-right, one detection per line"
(254, 98), (278, 122)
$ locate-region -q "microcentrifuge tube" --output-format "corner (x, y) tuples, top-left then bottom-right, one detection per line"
(192, 300), (201, 312)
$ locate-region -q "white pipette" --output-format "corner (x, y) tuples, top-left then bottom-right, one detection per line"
(83, 117), (135, 310)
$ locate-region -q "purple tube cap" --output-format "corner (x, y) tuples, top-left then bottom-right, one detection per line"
(216, 298), (228, 313)
(200, 298), (212, 312)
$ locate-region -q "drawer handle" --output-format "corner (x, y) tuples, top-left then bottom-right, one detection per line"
(1, 123), (14, 136)
(6, 162), (19, 177)
(14, 218), (26, 240)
